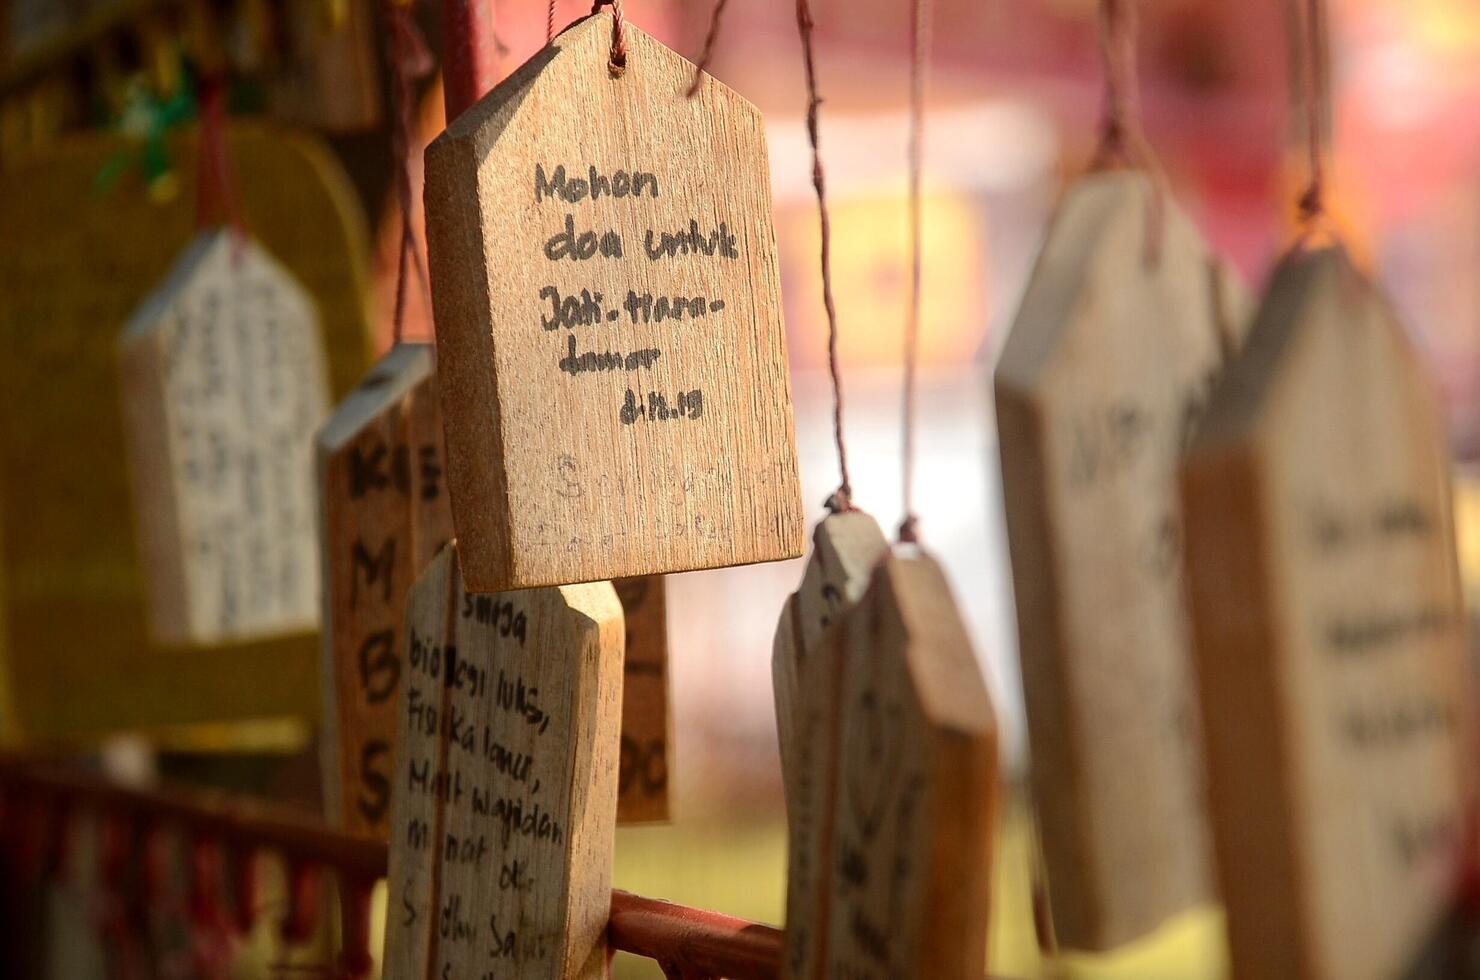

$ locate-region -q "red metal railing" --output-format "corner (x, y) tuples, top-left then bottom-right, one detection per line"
(0, 754), (782, 979)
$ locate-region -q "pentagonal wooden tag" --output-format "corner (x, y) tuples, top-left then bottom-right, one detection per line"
(995, 170), (1250, 948)
(773, 510), (888, 979)
(1182, 246), (1476, 980)
(118, 229), (331, 647)
(383, 541), (623, 980)
(318, 342), (454, 839)
(0, 126), (373, 738)
(783, 551), (999, 979)
(613, 576), (671, 823)
(423, 11), (804, 592)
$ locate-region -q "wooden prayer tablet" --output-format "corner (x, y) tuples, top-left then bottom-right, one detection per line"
(118, 229), (331, 647)
(995, 170), (1251, 948)
(0, 125), (372, 739)
(1181, 246), (1476, 980)
(383, 541), (623, 980)
(787, 551), (998, 979)
(318, 342), (454, 839)
(613, 576), (672, 823)
(422, 10), (804, 592)
(773, 510), (889, 979)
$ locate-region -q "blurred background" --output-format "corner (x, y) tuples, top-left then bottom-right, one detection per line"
(3, 0), (1480, 976)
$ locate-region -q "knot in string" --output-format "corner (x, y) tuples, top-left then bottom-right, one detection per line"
(897, 515), (920, 545)
(591, 0), (628, 76)
(1294, 0), (1332, 240)
(825, 488), (855, 514)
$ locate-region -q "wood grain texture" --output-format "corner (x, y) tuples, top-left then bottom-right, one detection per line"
(773, 511), (888, 980)
(995, 170), (1251, 948)
(118, 230), (330, 647)
(318, 343), (454, 839)
(383, 540), (623, 980)
(423, 11), (803, 592)
(1182, 246), (1476, 980)
(782, 551), (998, 980)
(0, 126), (373, 740)
(613, 575), (671, 823)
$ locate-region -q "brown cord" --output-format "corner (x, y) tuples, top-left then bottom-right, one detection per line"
(687, 0), (731, 97)
(1089, 0), (1164, 265)
(195, 72), (247, 235)
(898, 0), (931, 544)
(386, 0), (435, 346)
(797, 0), (854, 513)
(592, 0), (628, 75)
(547, 0), (558, 43)
(1295, 0), (1331, 232)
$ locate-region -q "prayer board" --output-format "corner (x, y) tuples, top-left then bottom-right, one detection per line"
(783, 551), (998, 979)
(774, 510), (888, 979)
(1181, 246), (1476, 980)
(383, 541), (623, 980)
(0, 125), (373, 740)
(995, 170), (1250, 948)
(423, 10), (804, 592)
(119, 229), (330, 647)
(318, 342), (453, 839)
(613, 576), (671, 823)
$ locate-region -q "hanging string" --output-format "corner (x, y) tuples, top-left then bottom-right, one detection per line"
(386, 0), (435, 346)
(1090, 0), (1145, 170)
(1090, 0), (1164, 264)
(687, 0), (732, 97)
(897, 0), (931, 544)
(1294, 0), (1331, 232)
(195, 71), (247, 235)
(547, 0), (558, 42)
(796, 0), (854, 513)
(592, 0), (628, 75)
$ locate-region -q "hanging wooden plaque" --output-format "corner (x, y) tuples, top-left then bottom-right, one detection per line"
(785, 551), (998, 979)
(422, 11), (804, 592)
(773, 510), (888, 979)
(318, 342), (454, 839)
(613, 576), (671, 823)
(1182, 246), (1476, 980)
(118, 229), (331, 647)
(383, 541), (623, 980)
(774, 511), (891, 786)
(995, 170), (1250, 948)
(0, 125), (372, 740)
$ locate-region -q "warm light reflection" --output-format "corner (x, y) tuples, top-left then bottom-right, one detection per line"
(781, 189), (989, 369)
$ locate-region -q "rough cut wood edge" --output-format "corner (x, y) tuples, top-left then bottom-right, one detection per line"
(423, 11), (803, 590)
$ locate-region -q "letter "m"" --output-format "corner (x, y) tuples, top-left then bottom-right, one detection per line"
(351, 537), (397, 608)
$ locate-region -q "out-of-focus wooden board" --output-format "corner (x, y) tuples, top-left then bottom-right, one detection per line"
(119, 230), (330, 646)
(319, 342), (453, 839)
(785, 551), (998, 979)
(423, 11), (803, 592)
(1182, 246), (1476, 980)
(995, 170), (1250, 949)
(613, 575), (671, 824)
(0, 124), (373, 741)
(383, 541), (622, 980)
(774, 509), (887, 979)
